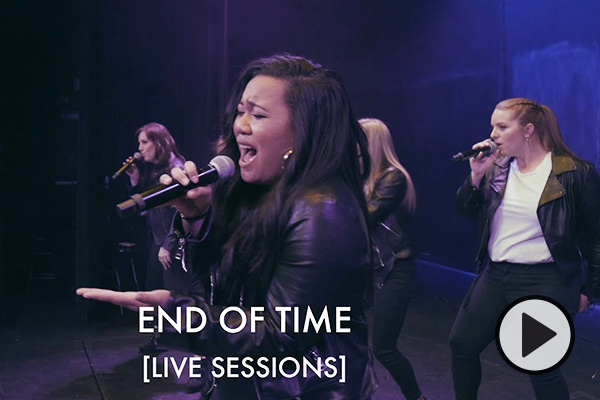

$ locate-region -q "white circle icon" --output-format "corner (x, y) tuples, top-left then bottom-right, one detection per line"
(496, 295), (574, 374)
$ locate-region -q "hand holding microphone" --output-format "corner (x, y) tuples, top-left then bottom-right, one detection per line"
(454, 140), (498, 188)
(158, 160), (219, 220)
(452, 141), (498, 162)
(116, 155), (235, 218)
(112, 152), (142, 180)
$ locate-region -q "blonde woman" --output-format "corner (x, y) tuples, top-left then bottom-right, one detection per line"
(360, 118), (425, 400)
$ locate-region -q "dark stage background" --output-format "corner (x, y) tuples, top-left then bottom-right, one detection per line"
(2, 0), (599, 317)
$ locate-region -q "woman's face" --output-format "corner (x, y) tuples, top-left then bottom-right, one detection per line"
(138, 131), (157, 163)
(490, 108), (528, 158)
(233, 75), (295, 184)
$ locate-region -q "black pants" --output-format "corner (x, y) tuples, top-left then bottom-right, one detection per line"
(372, 258), (422, 400)
(163, 256), (205, 296)
(449, 261), (579, 400)
(145, 243), (163, 290)
(145, 243), (205, 294)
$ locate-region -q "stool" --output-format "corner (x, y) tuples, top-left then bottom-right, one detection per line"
(115, 242), (140, 313)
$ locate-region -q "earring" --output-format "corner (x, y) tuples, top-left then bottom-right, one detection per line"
(282, 149), (293, 170)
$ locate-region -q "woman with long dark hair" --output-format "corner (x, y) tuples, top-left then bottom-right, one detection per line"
(79, 54), (376, 399)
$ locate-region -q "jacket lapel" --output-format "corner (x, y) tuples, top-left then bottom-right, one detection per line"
(539, 154), (576, 207)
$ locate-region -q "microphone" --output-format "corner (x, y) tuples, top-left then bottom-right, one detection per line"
(452, 141), (498, 162)
(112, 152), (142, 179)
(116, 155), (235, 217)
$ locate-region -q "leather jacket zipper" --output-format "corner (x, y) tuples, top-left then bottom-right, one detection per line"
(209, 270), (215, 305)
(379, 222), (400, 237)
(475, 218), (490, 267)
(373, 245), (384, 268)
(174, 237), (188, 272)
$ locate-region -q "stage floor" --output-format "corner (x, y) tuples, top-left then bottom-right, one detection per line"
(1, 261), (599, 399)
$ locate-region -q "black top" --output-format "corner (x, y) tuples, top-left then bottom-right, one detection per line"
(162, 179), (376, 399)
(367, 167), (414, 288)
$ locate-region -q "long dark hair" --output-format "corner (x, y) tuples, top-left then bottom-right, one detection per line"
(135, 122), (184, 189)
(213, 54), (370, 298)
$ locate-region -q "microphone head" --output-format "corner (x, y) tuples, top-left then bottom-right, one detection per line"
(487, 141), (498, 153)
(133, 152), (143, 160)
(209, 155), (236, 179)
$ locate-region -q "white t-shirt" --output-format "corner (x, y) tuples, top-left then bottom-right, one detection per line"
(488, 152), (554, 264)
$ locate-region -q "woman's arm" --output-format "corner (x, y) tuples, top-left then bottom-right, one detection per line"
(159, 162), (213, 237)
(367, 168), (407, 225)
(455, 174), (486, 219)
(455, 140), (498, 218)
(580, 164), (600, 299)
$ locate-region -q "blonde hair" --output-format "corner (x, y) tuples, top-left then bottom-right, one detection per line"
(495, 98), (576, 158)
(360, 118), (416, 213)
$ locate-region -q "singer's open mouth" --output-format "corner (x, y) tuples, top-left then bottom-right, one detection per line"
(239, 145), (257, 166)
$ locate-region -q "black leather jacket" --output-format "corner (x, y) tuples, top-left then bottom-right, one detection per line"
(164, 179), (376, 399)
(368, 167), (413, 289)
(455, 153), (600, 298)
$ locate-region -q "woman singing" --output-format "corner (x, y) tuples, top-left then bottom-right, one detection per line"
(79, 54), (376, 399)
(126, 122), (185, 291)
(450, 98), (600, 399)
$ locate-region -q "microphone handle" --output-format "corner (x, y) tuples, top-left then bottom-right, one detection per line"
(112, 157), (137, 179)
(116, 165), (218, 217)
(452, 145), (490, 162)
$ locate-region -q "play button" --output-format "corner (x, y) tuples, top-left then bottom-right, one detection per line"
(496, 295), (574, 374)
(522, 312), (557, 357)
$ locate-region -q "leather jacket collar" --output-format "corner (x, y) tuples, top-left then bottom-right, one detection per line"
(488, 153), (576, 207)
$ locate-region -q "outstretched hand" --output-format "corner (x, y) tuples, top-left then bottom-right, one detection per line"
(76, 288), (171, 311)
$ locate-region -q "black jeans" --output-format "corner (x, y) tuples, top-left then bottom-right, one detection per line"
(145, 243), (163, 290)
(449, 261), (579, 400)
(372, 258), (422, 400)
(146, 243), (205, 295)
